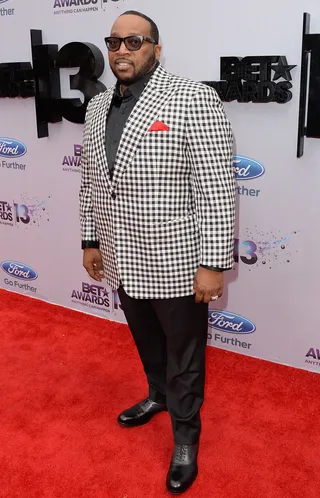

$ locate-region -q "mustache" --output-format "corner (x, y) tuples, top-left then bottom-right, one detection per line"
(115, 59), (134, 64)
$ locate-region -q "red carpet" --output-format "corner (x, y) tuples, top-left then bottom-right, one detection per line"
(0, 289), (319, 498)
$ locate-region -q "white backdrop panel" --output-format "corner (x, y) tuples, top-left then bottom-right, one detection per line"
(0, 0), (319, 373)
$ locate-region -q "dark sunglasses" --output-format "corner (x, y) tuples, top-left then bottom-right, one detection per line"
(104, 35), (156, 52)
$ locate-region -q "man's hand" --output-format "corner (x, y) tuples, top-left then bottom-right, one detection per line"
(193, 267), (224, 304)
(83, 248), (104, 282)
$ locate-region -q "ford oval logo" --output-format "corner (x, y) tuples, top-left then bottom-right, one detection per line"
(233, 155), (265, 180)
(0, 138), (27, 158)
(208, 310), (256, 334)
(1, 261), (38, 281)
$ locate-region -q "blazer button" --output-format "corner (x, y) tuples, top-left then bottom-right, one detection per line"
(111, 192), (116, 199)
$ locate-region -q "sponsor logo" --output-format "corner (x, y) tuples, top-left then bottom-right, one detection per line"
(62, 144), (82, 173)
(305, 348), (320, 368)
(207, 310), (255, 350)
(234, 155), (264, 198)
(236, 184), (261, 197)
(71, 282), (122, 314)
(0, 139), (27, 158)
(0, 0), (14, 17)
(1, 261), (38, 281)
(208, 310), (256, 334)
(233, 156), (265, 180)
(1, 161), (26, 171)
(0, 139), (27, 171)
(208, 333), (252, 350)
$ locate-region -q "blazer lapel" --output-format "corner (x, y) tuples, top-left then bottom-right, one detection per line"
(112, 65), (174, 188)
(91, 86), (115, 190)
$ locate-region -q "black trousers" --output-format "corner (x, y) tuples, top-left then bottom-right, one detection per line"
(118, 286), (208, 445)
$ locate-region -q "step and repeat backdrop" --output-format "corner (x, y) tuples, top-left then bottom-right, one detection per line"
(0, 0), (319, 373)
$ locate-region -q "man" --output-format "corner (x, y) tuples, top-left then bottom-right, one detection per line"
(80, 10), (235, 494)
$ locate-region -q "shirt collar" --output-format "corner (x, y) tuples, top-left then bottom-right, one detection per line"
(115, 61), (160, 101)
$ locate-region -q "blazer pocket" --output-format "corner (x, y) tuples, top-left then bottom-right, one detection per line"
(156, 214), (196, 227)
(153, 214), (198, 239)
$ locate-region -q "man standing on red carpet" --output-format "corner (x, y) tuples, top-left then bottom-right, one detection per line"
(80, 10), (235, 494)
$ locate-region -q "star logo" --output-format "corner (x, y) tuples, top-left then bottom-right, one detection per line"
(272, 56), (296, 82)
(6, 203), (12, 212)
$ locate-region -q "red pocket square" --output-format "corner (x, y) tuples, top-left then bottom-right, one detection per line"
(148, 121), (169, 132)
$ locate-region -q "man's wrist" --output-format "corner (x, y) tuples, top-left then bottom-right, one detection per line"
(82, 240), (100, 250)
(200, 264), (229, 272)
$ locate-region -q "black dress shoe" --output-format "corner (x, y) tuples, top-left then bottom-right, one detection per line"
(117, 397), (167, 427)
(166, 443), (199, 494)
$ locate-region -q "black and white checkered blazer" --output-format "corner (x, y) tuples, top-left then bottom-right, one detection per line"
(80, 64), (235, 299)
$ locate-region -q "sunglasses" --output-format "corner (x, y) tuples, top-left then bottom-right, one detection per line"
(104, 35), (156, 52)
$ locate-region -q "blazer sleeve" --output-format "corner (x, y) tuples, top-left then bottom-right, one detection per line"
(79, 97), (99, 248)
(186, 85), (236, 269)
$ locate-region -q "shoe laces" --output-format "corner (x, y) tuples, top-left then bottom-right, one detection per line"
(175, 445), (189, 463)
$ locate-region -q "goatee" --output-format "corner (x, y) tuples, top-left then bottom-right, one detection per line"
(111, 52), (157, 86)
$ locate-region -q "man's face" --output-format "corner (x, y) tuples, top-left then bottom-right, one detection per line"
(108, 14), (161, 85)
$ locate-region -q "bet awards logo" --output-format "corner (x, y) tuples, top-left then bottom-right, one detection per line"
(53, 0), (123, 15)
(305, 348), (320, 368)
(62, 144), (82, 173)
(0, 201), (30, 226)
(234, 228), (299, 270)
(53, 0), (99, 14)
(0, 197), (50, 228)
(204, 56), (296, 104)
(71, 282), (123, 314)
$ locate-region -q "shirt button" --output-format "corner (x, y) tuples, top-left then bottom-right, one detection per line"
(111, 192), (116, 200)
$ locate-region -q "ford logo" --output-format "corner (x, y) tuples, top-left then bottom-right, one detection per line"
(233, 155), (265, 180)
(208, 310), (256, 334)
(1, 261), (38, 281)
(0, 138), (27, 158)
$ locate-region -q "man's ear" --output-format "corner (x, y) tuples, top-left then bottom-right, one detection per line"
(155, 44), (162, 61)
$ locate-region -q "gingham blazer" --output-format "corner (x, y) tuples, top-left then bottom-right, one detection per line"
(80, 64), (235, 299)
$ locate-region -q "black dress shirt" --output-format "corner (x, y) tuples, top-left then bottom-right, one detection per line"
(105, 63), (159, 180)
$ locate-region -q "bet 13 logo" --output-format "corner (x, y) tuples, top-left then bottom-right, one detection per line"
(0, 201), (30, 224)
(234, 239), (257, 265)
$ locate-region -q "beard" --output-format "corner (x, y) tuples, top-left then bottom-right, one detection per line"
(111, 50), (157, 86)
